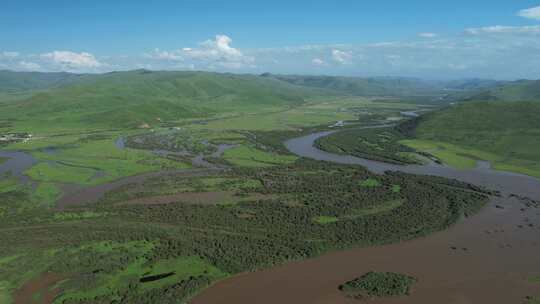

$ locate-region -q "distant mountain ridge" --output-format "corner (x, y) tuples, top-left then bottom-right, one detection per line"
(0, 70), (318, 128)
(460, 79), (540, 102)
(0, 70), (93, 93)
(262, 74), (444, 97)
(1, 70), (538, 129)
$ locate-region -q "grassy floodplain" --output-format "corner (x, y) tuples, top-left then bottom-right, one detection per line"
(0, 70), (522, 303)
(401, 101), (540, 177)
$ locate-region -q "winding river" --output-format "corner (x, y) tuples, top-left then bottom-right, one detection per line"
(2, 125), (540, 303)
(191, 127), (540, 304)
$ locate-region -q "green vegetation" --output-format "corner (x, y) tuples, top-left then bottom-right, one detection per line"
(266, 74), (444, 97)
(456, 79), (540, 102)
(0, 70), (513, 303)
(223, 145), (297, 167)
(0, 70), (89, 94)
(314, 216), (339, 224)
(339, 271), (417, 299)
(525, 296), (540, 304)
(403, 101), (540, 177)
(316, 127), (421, 165)
(347, 199), (404, 217)
(0, 280), (10, 304)
(529, 276), (540, 284)
(400, 139), (482, 169)
(53, 211), (109, 221)
(0, 157), (8, 165)
(31, 183), (62, 208)
(23, 138), (191, 186)
(26, 162), (97, 184)
(359, 178), (381, 187)
(0, 157), (491, 303)
(0, 70), (318, 131)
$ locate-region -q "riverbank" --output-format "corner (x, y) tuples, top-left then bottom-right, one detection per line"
(191, 127), (540, 304)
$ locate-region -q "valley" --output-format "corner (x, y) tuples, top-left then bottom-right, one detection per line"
(0, 70), (539, 304)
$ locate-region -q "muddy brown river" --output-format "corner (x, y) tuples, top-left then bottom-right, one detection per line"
(192, 128), (540, 304)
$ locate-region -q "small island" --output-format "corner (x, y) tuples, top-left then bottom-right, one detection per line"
(339, 271), (417, 300)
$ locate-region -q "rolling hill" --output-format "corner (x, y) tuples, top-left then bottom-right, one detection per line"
(403, 101), (540, 177)
(0, 70), (321, 130)
(263, 74), (444, 97)
(0, 70), (93, 93)
(455, 79), (540, 102)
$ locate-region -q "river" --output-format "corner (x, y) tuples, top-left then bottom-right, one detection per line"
(191, 126), (540, 304)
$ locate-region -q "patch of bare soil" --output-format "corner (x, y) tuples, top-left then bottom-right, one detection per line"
(13, 272), (65, 304)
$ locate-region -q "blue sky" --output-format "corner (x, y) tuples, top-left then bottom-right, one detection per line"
(1, 1), (540, 79)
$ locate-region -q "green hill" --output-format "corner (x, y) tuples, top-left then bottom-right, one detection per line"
(0, 70), (96, 103)
(402, 101), (540, 177)
(0, 70), (318, 130)
(0, 70), (93, 93)
(263, 74), (444, 97)
(457, 79), (540, 102)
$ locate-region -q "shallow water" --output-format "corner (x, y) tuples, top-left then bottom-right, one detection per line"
(115, 137), (125, 149)
(284, 128), (540, 198)
(192, 127), (540, 304)
(0, 150), (37, 183)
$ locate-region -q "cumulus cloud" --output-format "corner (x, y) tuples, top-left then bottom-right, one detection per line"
(465, 25), (540, 35)
(182, 34), (254, 69)
(331, 49), (353, 64)
(3, 27), (540, 79)
(418, 32), (438, 38)
(518, 6), (540, 20)
(41, 51), (102, 68)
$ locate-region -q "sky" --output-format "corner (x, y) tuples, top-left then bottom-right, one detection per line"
(1, 0), (540, 79)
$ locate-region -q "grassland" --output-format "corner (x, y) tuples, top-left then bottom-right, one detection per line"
(403, 101), (540, 177)
(23, 138), (191, 186)
(0, 70), (318, 132)
(223, 145), (297, 167)
(315, 126), (422, 165)
(313, 216), (339, 224)
(0, 70), (507, 303)
(0, 158), (490, 303)
(359, 178), (382, 187)
(526, 297), (540, 304)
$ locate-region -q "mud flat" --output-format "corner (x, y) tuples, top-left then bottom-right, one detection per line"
(191, 128), (540, 304)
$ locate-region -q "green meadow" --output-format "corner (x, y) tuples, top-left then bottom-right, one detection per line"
(1, 70), (538, 303)
(404, 101), (540, 177)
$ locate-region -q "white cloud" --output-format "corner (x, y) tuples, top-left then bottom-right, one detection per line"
(41, 51), (101, 68)
(182, 34), (254, 69)
(418, 32), (438, 38)
(1, 51), (19, 58)
(331, 49), (353, 64)
(465, 25), (540, 35)
(312, 58), (325, 66)
(18, 61), (41, 71)
(145, 48), (183, 61)
(518, 6), (540, 20)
